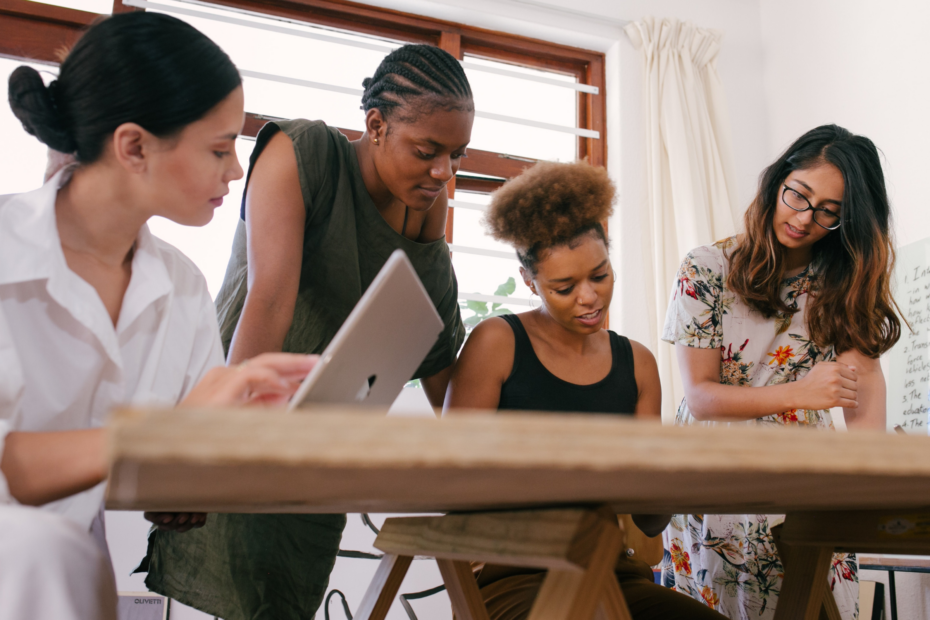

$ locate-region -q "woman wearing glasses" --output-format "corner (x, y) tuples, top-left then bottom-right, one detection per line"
(663, 125), (900, 618)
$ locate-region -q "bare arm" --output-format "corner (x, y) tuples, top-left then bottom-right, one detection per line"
(421, 365), (453, 409)
(677, 344), (859, 421)
(630, 340), (661, 421)
(837, 349), (885, 431)
(626, 340), (668, 533)
(1, 429), (106, 506)
(0, 355), (314, 516)
(443, 318), (514, 414)
(227, 132), (306, 365)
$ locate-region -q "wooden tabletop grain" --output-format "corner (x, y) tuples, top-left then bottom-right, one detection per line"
(105, 407), (930, 514)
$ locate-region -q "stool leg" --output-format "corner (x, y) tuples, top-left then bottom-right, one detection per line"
(596, 574), (633, 620)
(527, 519), (625, 620)
(773, 522), (840, 620)
(819, 585), (841, 620)
(355, 554), (413, 620)
(437, 559), (491, 620)
(773, 545), (834, 620)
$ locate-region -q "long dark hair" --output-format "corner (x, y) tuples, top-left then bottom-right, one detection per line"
(727, 124), (901, 357)
(8, 12), (241, 163)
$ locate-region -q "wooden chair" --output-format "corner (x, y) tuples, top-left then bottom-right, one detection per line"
(353, 505), (637, 620)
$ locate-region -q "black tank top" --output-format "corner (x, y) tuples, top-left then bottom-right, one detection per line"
(497, 314), (638, 415)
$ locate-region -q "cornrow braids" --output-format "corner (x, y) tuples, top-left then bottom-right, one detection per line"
(361, 44), (473, 121)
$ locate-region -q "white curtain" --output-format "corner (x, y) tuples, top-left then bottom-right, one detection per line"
(624, 17), (740, 421)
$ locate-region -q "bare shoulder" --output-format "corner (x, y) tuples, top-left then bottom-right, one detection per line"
(253, 130), (297, 173)
(246, 130), (302, 216)
(462, 316), (515, 357)
(628, 338), (658, 370)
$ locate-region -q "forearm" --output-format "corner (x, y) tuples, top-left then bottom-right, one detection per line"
(422, 365), (453, 410)
(1, 429), (107, 506)
(227, 294), (295, 365)
(686, 381), (804, 421)
(631, 514), (671, 538)
(844, 369), (886, 431)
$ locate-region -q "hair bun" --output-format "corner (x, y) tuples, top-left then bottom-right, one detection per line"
(8, 66), (76, 154)
(485, 160), (615, 251)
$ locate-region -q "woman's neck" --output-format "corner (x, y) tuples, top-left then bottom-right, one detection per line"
(353, 135), (395, 212)
(529, 308), (599, 355)
(784, 246), (813, 278)
(55, 165), (148, 268)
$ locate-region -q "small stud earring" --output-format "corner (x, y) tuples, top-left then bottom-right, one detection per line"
(373, 137), (379, 145)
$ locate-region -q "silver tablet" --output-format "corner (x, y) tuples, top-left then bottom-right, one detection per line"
(288, 249), (444, 410)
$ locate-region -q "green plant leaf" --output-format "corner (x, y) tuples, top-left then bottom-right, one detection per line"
(464, 315), (483, 326)
(466, 300), (489, 315)
(494, 277), (517, 297)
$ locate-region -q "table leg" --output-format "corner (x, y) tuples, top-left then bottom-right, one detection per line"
(772, 543), (834, 620)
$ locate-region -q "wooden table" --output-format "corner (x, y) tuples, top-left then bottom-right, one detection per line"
(106, 407), (930, 620)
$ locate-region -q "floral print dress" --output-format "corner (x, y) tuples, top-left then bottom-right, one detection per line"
(661, 237), (859, 620)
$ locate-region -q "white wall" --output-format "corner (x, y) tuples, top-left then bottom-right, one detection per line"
(759, 0), (930, 250)
(759, 1), (930, 616)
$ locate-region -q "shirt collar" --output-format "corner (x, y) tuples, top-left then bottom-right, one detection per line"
(0, 169), (176, 362)
(117, 223), (174, 333)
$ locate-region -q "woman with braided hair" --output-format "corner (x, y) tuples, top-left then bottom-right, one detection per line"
(143, 44), (473, 619)
(444, 161), (725, 620)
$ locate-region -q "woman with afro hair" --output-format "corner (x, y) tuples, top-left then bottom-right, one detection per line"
(444, 161), (725, 620)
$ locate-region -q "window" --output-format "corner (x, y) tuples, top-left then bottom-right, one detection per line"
(0, 0), (605, 312)
(0, 57), (53, 195)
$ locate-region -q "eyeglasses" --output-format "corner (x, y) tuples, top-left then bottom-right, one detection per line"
(781, 185), (842, 230)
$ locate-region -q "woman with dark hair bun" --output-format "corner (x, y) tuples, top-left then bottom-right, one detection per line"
(145, 43), (474, 620)
(0, 12), (318, 620)
(663, 125), (900, 618)
(444, 161), (724, 620)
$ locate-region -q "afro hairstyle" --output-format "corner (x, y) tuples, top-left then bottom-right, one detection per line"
(483, 160), (615, 273)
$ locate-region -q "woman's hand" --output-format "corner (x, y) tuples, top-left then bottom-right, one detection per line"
(792, 361), (858, 410)
(143, 511), (207, 533)
(181, 353), (318, 407)
(678, 344), (859, 421)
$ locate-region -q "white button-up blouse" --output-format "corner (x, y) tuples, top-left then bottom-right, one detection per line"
(0, 170), (224, 526)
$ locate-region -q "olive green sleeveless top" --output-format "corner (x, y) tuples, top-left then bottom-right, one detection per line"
(219, 118), (463, 371)
(142, 119), (464, 620)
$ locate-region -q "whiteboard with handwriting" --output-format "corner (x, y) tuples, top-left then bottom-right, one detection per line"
(887, 237), (930, 434)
